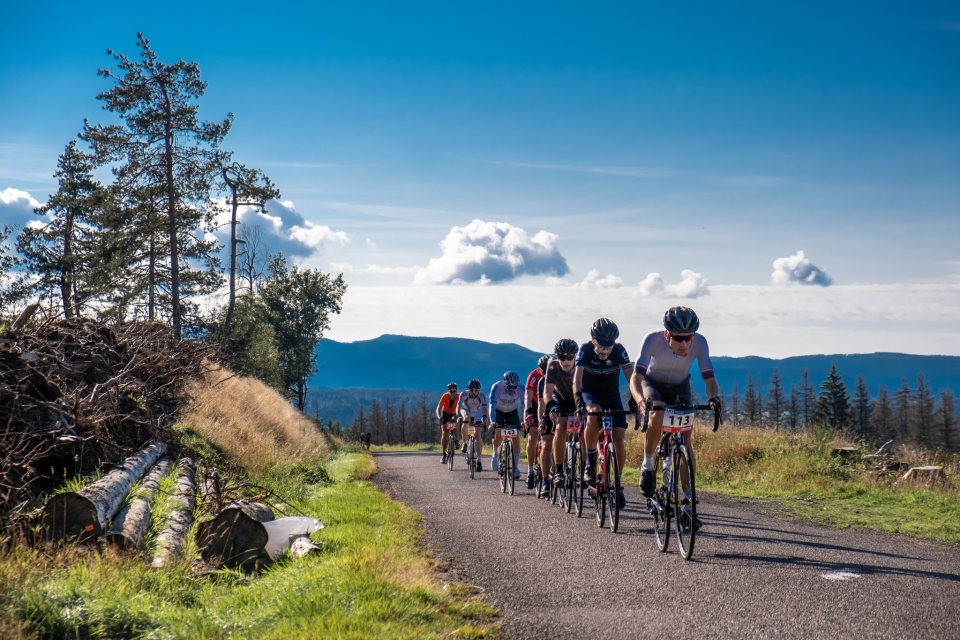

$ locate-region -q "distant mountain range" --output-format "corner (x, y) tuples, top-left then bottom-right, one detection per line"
(307, 335), (958, 424)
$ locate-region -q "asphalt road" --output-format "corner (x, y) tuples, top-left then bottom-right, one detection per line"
(374, 450), (960, 640)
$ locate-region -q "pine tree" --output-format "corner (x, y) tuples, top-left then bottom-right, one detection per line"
(914, 373), (935, 448)
(800, 369), (815, 428)
(369, 399), (385, 444)
(853, 375), (873, 439)
(814, 364), (850, 429)
(398, 398), (408, 444)
(766, 369), (786, 429)
(937, 389), (957, 451)
(351, 405), (367, 441)
(874, 385), (894, 441)
(754, 375), (764, 426)
(730, 379), (740, 427)
(743, 374), (759, 425)
(893, 377), (912, 442)
(787, 383), (801, 430)
(81, 33), (231, 337)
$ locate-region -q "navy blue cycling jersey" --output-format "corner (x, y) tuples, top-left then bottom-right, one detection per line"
(575, 341), (631, 397)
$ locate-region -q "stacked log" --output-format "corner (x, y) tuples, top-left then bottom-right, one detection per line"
(197, 500), (274, 570)
(104, 458), (172, 551)
(40, 441), (167, 543)
(152, 457), (197, 568)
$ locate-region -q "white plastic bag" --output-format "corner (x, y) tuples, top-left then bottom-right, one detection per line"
(263, 516), (325, 560)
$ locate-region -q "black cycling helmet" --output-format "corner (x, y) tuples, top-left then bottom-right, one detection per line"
(503, 371), (520, 386)
(467, 378), (482, 390)
(663, 306), (699, 334)
(554, 338), (578, 356)
(590, 318), (619, 347)
(538, 354), (550, 371)
(446, 382), (458, 391)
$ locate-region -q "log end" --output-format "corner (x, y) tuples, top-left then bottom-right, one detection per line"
(40, 492), (102, 544)
(198, 508), (269, 571)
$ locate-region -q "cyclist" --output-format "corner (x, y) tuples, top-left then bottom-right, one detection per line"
(437, 382), (460, 464)
(523, 354), (550, 489)
(458, 378), (489, 472)
(629, 306), (720, 524)
(489, 371), (524, 478)
(539, 339), (581, 489)
(573, 318), (637, 509)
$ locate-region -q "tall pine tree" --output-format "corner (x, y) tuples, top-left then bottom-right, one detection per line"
(814, 364), (850, 429)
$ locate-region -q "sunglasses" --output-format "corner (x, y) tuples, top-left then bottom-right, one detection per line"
(506, 384), (518, 390)
(669, 333), (694, 343)
(557, 355), (575, 361)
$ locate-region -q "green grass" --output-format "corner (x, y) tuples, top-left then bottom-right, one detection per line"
(370, 443), (441, 452)
(625, 426), (960, 543)
(1, 452), (501, 639)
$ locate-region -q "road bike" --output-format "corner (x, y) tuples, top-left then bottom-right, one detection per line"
(443, 420), (458, 471)
(532, 431), (547, 498)
(558, 412), (584, 515)
(641, 396), (721, 560)
(496, 424), (519, 495)
(462, 417), (482, 479)
(582, 408), (634, 533)
(548, 411), (578, 510)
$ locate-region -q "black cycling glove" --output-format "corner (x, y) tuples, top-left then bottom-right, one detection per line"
(574, 391), (585, 411)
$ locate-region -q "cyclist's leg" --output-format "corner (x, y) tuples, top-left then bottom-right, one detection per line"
(582, 392), (603, 483)
(552, 415), (567, 467)
(526, 424), (540, 472)
(539, 417), (555, 487)
(502, 410), (523, 474)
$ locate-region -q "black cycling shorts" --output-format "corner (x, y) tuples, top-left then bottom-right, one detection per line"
(641, 376), (693, 407)
(495, 409), (521, 428)
(440, 411), (456, 425)
(582, 391), (628, 430)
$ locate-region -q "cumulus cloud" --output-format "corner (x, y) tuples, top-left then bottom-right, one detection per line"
(771, 251), (832, 286)
(414, 219), (569, 285)
(0, 187), (42, 225)
(221, 198), (348, 258)
(636, 270), (710, 298)
(573, 270), (622, 290)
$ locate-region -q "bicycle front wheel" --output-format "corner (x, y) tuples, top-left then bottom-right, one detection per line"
(498, 443), (508, 494)
(506, 441), (515, 495)
(653, 447), (670, 553)
(595, 458), (607, 528)
(573, 445), (585, 517)
(469, 439), (476, 480)
(673, 444), (697, 559)
(447, 436), (455, 471)
(605, 443), (621, 533)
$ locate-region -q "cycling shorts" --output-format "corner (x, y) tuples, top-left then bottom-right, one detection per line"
(582, 391), (627, 430)
(495, 409), (521, 428)
(440, 411), (456, 425)
(641, 376), (693, 407)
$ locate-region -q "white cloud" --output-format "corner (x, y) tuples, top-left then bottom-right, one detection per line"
(414, 219), (570, 285)
(772, 251), (832, 286)
(366, 238), (377, 249)
(0, 187), (42, 225)
(573, 269), (622, 290)
(637, 270), (710, 298)
(218, 198), (349, 258)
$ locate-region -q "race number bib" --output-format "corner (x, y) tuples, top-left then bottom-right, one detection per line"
(445, 422), (458, 430)
(466, 426), (476, 436)
(602, 416), (613, 432)
(662, 408), (695, 432)
(500, 428), (518, 437)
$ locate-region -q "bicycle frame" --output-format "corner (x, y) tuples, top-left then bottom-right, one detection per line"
(443, 420), (458, 471)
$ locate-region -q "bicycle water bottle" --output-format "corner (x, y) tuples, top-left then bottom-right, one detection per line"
(663, 456), (672, 487)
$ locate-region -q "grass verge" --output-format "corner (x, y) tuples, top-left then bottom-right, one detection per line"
(371, 443), (441, 452)
(624, 425), (960, 543)
(1, 451), (501, 639)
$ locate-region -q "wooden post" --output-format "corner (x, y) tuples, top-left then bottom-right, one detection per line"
(41, 441), (167, 543)
(197, 500), (274, 570)
(104, 458), (172, 551)
(151, 457), (196, 568)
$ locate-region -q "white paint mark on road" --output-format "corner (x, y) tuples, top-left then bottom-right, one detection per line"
(821, 571), (860, 581)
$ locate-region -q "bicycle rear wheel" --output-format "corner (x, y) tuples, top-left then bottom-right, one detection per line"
(447, 436), (455, 471)
(498, 443), (508, 494)
(605, 443), (621, 533)
(534, 463), (543, 498)
(573, 445), (585, 517)
(652, 447), (670, 552)
(673, 444), (697, 560)
(595, 457), (607, 528)
(469, 438), (476, 480)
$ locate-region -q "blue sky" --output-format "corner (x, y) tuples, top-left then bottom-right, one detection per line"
(2, 2), (958, 356)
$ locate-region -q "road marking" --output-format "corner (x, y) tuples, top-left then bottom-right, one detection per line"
(821, 571), (860, 581)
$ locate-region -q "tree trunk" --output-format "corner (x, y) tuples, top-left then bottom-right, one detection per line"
(41, 441), (167, 543)
(161, 82), (181, 340)
(61, 209), (74, 318)
(223, 173), (239, 348)
(197, 500), (274, 570)
(290, 534), (322, 559)
(104, 457), (172, 551)
(152, 457), (196, 568)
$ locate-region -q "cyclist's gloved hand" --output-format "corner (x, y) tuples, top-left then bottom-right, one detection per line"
(709, 396), (722, 412)
(545, 400), (559, 416)
(628, 397), (639, 414)
(574, 392), (585, 412)
(481, 416), (489, 428)
(524, 414), (537, 432)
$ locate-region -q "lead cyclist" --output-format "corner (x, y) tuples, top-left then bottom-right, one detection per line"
(628, 306), (721, 525)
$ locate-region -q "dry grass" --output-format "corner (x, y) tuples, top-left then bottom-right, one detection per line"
(181, 365), (328, 473)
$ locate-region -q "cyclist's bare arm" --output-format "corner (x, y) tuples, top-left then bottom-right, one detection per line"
(540, 381), (557, 422)
(705, 378), (720, 401)
(572, 367), (583, 397)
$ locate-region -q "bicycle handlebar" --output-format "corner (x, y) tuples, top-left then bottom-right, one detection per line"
(639, 398), (722, 433)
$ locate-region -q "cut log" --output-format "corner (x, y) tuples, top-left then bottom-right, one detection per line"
(197, 500), (274, 570)
(290, 534), (323, 559)
(898, 466), (945, 484)
(104, 458), (172, 551)
(40, 441), (167, 543)
(151, 457), (196, 568)
(831, 447), (859, 461)
(12, 302), (40, 330)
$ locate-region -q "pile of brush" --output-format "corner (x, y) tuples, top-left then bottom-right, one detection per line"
(0, 317), (218, 523)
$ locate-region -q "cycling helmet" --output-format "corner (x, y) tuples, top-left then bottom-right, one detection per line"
(467, 378), (482, 390)
(447, 382), (458, 391)
(590, 318), (619, 347)
(663, 306), (699, 334)
(503, 371), (520, 386)
(538, 354), (550, 371)
(554, 338), (578, 356)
